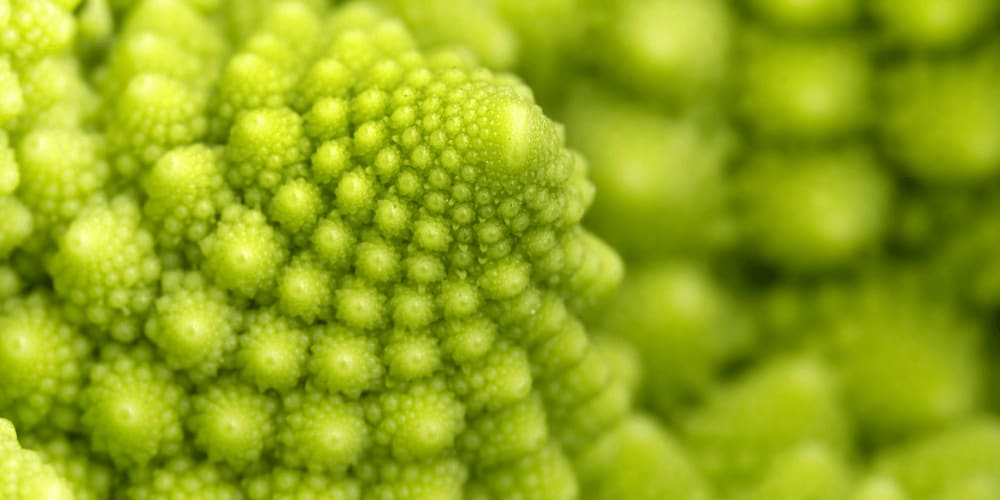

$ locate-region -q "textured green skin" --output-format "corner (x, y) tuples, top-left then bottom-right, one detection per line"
(0, 418), (76, 500)
(0, 0), (627, 498)
(5, 0), (1000, 498)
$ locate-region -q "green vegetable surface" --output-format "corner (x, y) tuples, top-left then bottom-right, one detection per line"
(2, 0), (1000, 499)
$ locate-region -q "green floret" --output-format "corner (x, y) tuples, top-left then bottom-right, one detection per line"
(277, 251), (334, 322)
(593, 260), (752, 416)
(102, 0), (225, 92)
(126, 457), (243, 500)
(933, 477), (1000, 500)
(879, 54), (1000, 183)
(561, 82), (734, 258)
(363, 458), (467, 500)
(19, 433), (115, 500)
(0, 131), (17, 195)
(236, 309), (309, 391)
(278, 390), (369, 471)
(0, 196), (32, 258)
(0, 0), (75, 65)
(383, 328), (442, 381)
(467, 445), (577, 500)
(0, 56), (25, 126)
(452, 340), (532, 413)
(106, 73), (207, 176)
(201, 205), (288, 297)
(15, 128), (108, 234)
(309, 324), (384, 397)
(460, 394), (547, 468)
(373, 379), (465, 460)
(824, 276), (986, 442)
(583, 0), (733, 107)
(875, 418), (1000, 498)
(142, 144), (233, 250)
(737, 33), (871, 141)
(48, 197), (161, 339)
(741, 443), (854, 500)
(144, 272), (238, 379)
(357, 217), (400, 256)
(269, 178), (325, 236)
(575, 415), (711, 500)
(0, 293), (88, 430)
(188, 377), (277, 468)
(243, 466), (361, 500)
(682, 355), (851, 493)
(13, 57), (99, 130)
(744, 0), (861, 31)
(80, 345), (187, 467)
(923, 194), (1000, 310)
(0, 418), (75, 500)
(848, 477), (910, 500)
(224, 106), (311, 197)
(870, 0), (999, 49)
(736, 147), (892, 271)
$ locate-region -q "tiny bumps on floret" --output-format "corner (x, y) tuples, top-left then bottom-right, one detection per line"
(372, 379), (466, 460)
(278, 391), (369, 471)
(0, 293), (88, 430)
(201, 205), (288, 298)
(126, 457), (243, 500)
(242, 466), (361, 500)
(2, 1), (631, 497)
(11, 56), (99, 132)
(236, 309), (310, 391)
(224, 106), (311, 196)
(142, 144), (233, 250)
(0, 0), (75, 65)
(106, 73), (208, 176)
(308, 325), (384, 397)
(0, 418), (75, 500)
(99, 0), (226, 95)
(48, 197), (161, 339)
(277, 251), (334, 322)
(188, 377), (278, 468)
(80, 346), (187, 467)
(144, 272), (238, 379)
(14, 128), (108, 234)
(18, 433), (115, 500)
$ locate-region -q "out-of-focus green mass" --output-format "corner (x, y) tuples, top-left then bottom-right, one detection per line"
(3, 0), (1000, 498)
